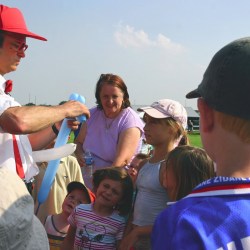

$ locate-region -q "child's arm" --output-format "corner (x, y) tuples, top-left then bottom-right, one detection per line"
(127, 159), (147, 187)
(122, 211), (134, 237)
(119, 225), (152, 250)
(60, 225), (76, 250)
(126, 167), (138, 187)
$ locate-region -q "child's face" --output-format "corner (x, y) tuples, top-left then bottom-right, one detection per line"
(62, 189), (90, 215)
(95, 178), (123, 209)
(163, 163), (177, 201)
(143, 114), (172, 146)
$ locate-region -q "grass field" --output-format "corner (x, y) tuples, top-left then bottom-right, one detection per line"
(187, 131), (203, 148)
(69, 130), (203, 148)
(68, 131), (75, 143)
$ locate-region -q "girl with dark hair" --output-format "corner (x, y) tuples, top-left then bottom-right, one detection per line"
(61, 167), (134, 250)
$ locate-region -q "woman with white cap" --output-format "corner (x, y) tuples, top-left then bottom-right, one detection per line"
(119, 99), (188, 250)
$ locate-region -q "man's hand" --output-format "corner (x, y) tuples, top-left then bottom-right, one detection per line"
(61, 100), (90, 119)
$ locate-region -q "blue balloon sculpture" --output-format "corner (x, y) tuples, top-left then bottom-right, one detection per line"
(36, 93), (86, 214)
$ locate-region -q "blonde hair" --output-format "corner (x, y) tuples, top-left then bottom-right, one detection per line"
(215, 111), (250, 143)
(143, 114), (189, 146)
(162, 118), (189, 146)
(165, 145), (215, 201)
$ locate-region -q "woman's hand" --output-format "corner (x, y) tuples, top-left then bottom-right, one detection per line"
(67, 119), (81, 131)
(53, 119), (81, 133)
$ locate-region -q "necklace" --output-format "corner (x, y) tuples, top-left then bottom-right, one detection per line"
(103, 112), (115, 132)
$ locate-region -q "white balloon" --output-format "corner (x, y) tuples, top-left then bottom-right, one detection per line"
(32, 143), (76, 162)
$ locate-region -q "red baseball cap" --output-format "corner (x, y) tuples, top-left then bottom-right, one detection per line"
(0, 5), (47, 41)
(67, 181), (95, 203)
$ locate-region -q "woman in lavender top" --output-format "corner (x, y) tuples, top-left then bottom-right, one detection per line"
(75, 74), (144, 188)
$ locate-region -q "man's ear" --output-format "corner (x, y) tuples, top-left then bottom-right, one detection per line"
(198, 98), (214, 132)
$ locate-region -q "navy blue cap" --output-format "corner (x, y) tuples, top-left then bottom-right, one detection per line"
(186, 37), (250, 120)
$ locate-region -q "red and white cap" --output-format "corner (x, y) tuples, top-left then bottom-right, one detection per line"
(0, 5), (47, 41)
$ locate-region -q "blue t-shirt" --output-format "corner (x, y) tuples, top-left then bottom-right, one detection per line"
(152, 177), (250, 250)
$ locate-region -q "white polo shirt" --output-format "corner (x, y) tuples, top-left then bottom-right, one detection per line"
(0, 75), (39, 181)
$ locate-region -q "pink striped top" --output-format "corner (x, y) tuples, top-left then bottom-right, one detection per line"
(68, 203), (126, 249)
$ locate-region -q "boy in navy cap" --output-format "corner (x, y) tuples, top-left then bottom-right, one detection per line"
(152, 37), (250, 249)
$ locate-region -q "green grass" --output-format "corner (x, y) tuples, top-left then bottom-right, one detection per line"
(67, 131), (75, 143)
(187, 131), (203, 148)
(68, 130), (203, 148)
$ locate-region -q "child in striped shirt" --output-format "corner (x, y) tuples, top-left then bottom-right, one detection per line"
(61, 167), (134, 250)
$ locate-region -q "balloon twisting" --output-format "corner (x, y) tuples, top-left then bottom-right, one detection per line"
(36, 93), (86, 214)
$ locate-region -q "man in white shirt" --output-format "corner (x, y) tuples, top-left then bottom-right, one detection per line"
(0, 5), (90, 192)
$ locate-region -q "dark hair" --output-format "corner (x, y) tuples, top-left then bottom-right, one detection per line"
(92, 167), (134, 216)
(66, 181), (92, 203)
(165, 145), (215, 201)
(0, 30), (5, 47)
(59, 100), (67, 105)
(134, 153), (150, 160)
(95, 73), (131, 109)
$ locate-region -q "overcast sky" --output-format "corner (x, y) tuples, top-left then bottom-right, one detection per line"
(2, 0), (250, 109)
